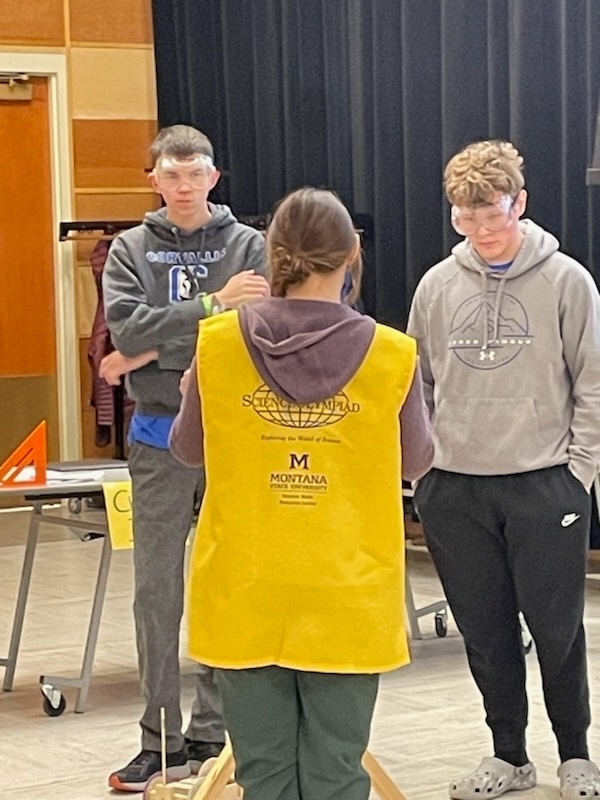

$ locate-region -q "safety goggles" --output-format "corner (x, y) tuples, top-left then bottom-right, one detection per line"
(152, 154), (216, 190)
(451, 194), (517, 237)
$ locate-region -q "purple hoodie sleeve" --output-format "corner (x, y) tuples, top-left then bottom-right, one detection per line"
(400, 359), (434, 482)
(169, 356), (205, 467)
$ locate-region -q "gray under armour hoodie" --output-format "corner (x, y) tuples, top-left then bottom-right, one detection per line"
(407, 219), (600, 490)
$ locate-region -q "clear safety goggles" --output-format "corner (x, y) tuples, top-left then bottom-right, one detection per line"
(152, 154), (216, 190)
(451, 194), (517, 237)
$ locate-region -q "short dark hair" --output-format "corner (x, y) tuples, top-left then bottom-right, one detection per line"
(150, 124), (214, 165)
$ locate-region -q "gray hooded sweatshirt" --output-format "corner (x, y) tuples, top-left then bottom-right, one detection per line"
(102, 204), (266, 416)
(407, 219), (600, 490)
(170, 298), (434, 482)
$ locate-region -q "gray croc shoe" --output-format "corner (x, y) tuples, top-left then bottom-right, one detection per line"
(559, 759), (600, 798)
(449, 757), (537, 800)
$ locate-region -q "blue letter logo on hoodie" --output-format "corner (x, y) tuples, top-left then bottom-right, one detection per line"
(169, 265), (209, 302)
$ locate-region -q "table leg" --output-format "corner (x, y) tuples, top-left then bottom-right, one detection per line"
(1, 505), (41, 691)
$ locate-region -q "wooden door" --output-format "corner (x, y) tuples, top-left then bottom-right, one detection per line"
(0, 77), (60, 461)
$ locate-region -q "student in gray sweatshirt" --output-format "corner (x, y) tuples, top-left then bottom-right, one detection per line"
(101, 125), (269, 792)
(407, 140), (600, 800)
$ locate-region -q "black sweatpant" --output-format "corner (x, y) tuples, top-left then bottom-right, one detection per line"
(415, 465), (592, 764)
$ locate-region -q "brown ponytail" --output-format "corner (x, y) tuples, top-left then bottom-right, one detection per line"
(267, 188), (361, 300)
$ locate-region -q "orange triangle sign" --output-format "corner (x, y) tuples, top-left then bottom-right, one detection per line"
(0, 421), (47, 486)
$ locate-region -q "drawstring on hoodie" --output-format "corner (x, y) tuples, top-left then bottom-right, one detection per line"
(480, 272), (489, 350)
(171, 225), (206, 251)
(491, 276), (508, 344)
(479, 270), (508, 350)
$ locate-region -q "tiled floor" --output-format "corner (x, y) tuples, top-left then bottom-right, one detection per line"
(1, 506), (600, 799)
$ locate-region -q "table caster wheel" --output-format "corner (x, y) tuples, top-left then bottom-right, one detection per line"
(68, 497), (82, 514)
(434, 609), (448, 637)
(40, 680), (66, 717)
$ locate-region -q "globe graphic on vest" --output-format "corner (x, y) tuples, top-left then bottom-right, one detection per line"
(250, 385), (350, 429)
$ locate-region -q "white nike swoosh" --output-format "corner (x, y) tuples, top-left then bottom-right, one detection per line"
(561, 514), (581, 527)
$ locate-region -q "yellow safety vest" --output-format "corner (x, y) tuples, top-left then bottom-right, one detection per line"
(187, 310), (417, 673)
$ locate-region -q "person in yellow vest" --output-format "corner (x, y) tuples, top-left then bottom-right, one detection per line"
(170, 187), (434, 800)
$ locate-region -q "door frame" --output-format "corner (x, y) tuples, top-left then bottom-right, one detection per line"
(0, 50), (79, 459)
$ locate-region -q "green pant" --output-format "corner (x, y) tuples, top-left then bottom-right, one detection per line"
(216, 666), (379, 800)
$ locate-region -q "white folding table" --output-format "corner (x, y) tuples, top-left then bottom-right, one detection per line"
(0, 467), (129, 715)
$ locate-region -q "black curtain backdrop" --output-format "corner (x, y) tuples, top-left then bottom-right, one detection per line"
(152, 0), (600, 328)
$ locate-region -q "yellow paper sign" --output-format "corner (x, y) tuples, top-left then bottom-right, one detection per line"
(102, 481), (134, 550)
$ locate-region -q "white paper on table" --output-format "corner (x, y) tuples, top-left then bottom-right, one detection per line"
(14, 467), (129, 486)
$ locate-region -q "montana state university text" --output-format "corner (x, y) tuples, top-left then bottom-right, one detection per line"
(270, 474), (328, 488)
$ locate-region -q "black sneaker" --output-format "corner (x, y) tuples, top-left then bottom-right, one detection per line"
(108, 748), (190, 792)
(185, 739), (225, 774)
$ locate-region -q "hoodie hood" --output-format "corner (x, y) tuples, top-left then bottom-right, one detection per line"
(239, 298), (375, 404)
(451, 218), (559, 278)
(450, 219), (560, 349)
(144, 203), (239, 242)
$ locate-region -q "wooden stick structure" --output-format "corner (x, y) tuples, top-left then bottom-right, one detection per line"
(144, 739), (407, 800)
(362, 750), (408, 800)
(160, 707), (167, 786)
(193, 744), (239, 800)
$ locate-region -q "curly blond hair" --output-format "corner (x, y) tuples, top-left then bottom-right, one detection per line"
(444, 140), (525, 207)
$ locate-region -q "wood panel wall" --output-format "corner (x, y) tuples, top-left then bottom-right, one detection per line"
(0, 0), (160, 458)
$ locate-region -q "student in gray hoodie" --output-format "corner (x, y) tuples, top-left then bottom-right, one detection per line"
(101, 125), (269, 792)
(407, 140), (600, 800)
